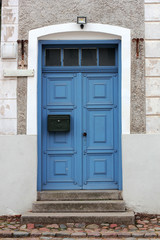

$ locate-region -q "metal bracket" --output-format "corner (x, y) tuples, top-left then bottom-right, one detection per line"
(17, 40), (28, 68)
(132, 38), (144, 59)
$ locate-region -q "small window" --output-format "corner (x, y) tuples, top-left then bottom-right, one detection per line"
(64, 49), (79, 66)
(99, 48), (115, 66)
(81, 49), (97, 66)
(45, 49), (61, 66)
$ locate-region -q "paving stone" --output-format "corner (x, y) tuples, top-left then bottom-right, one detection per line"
(27, 223), (35, 229)
(56, 231), (71, 237)
(60, 224), (67, 229)
(145, 232), (157, 237)
(87, 231), (101, 237)
(0, 230), (13, 237)
(137, 224), (143, 228)
(86, 224), (99, 229)
(148, 228), (155, 231)
(71, 232), (87, 237)
(13, 231), (30, 237)
(128, 225), (137, 230)
(47, 224), (59, 229)
(63, 238), (75, 240)
(117, 232), (132, 237)
(40, 237), (53, 240)
(22, 238), (38, 240)
(30, 229), (42, 237)
(39, 227), (50, 232)
(120, 224), (127, 228)
(102, 226), (109, 229)
(66, 223), (74, 228)
(72, 228), (84, 231)
(10, 221), (16, 225)
(125, 238), (135, 240)
(20, 224), (27, 230)
(35, 224), (44, 228)
(101, 223), (110, 226)
(132, 232), (145, 237)
(137, 220), (145, 224)
(155, 227), (160, 230)
(143, 220), (149, 223)
(110, 224), (118, 228)
(150, 219), (157, 224)
(8, 225), (17, 229)
(42, 232), (56, 236)
(75, 223), (86, 228)
(139, 228), (148, 230)
(101, 231), (118, 237)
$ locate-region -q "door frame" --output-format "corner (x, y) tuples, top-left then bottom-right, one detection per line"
(37, 40), (122, 191)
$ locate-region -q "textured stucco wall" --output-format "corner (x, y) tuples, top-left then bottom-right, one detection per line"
(18, 0), (145, 133)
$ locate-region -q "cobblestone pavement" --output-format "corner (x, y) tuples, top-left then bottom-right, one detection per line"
(0, 214), (160, 239)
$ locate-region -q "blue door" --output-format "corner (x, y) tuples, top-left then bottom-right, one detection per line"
(41, 72), (119, 190)
(39, 41), (121, 190)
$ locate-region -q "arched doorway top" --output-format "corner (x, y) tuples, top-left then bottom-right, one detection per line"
(27, 23), (131, 135)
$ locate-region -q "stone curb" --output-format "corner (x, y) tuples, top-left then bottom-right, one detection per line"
(0, 230), (160, 238)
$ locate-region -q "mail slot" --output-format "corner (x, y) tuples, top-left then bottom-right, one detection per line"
(48, 115), (70, 132)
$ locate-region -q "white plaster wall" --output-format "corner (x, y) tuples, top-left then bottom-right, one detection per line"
(0, 136), (37, 215)
(0, 134), (160, 214)
(123, 134), (160, 213)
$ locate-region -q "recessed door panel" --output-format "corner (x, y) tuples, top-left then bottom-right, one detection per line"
(47, 77), (74, 106)
(85, 154), (114, 181)
(86, 76), (114, 105)
(86, 110), (114, 149)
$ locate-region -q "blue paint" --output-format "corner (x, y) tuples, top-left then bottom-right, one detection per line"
(38, 40), (122, 190)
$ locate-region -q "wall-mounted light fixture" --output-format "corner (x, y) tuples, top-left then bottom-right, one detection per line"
(77, 17), (87, 29)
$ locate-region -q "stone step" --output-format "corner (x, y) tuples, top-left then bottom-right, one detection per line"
(32, 200), (125, 213)
(37, 190), (122, 201)
(21, 211), (134, 224)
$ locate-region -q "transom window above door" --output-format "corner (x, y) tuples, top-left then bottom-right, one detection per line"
(45, 47), (116, 67)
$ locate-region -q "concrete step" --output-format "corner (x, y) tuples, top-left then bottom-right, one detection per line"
(37, 190), (122, 201)
(32, 200), (125, 213)
(21, 211), (134, 224)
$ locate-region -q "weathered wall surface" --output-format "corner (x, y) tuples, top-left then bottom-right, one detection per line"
(18, 0), (145, 134)
(145, 0), (160, 133)
(123, 134), (160, 213)
(0, 135), (37, 215)
(0, 0), (19, 135)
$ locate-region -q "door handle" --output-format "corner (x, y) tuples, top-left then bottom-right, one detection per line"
(83, 132), (87, 136)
